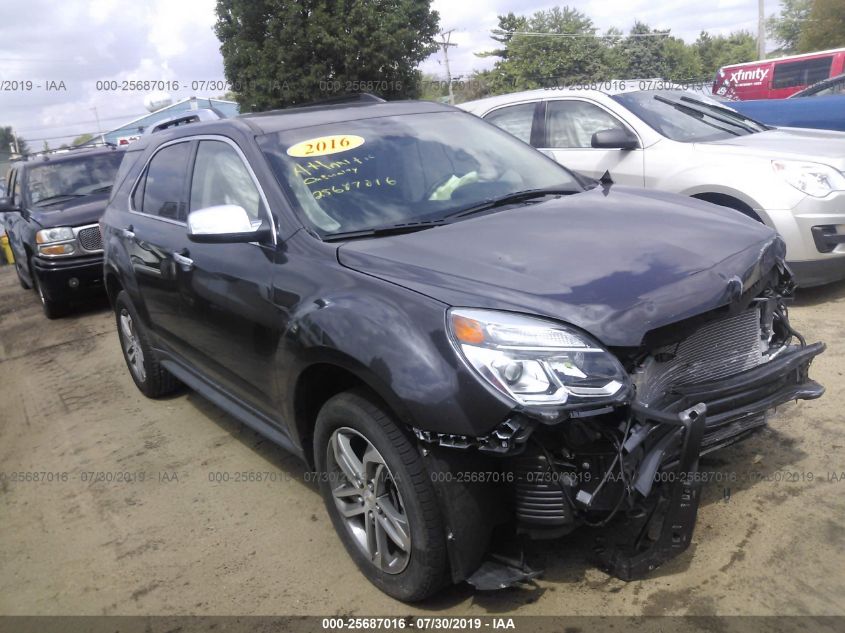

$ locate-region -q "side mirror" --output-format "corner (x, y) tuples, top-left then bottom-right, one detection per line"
(0, 197), (20, 213)
(187, 205), (271, 244)
(591, 129), (639, 150)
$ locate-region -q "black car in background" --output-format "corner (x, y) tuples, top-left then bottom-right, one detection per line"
(1, 145), (124, 317)
(101, 97), (824, 601)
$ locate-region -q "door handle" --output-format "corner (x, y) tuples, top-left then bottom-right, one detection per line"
(121, 226), (135, 240)
(172, 250), (193, 271)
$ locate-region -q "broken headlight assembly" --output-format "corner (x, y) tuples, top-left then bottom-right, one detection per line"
(35, 227), (76, 257)
(448, 308), (628, 406)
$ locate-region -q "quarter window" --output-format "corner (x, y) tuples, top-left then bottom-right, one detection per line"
(189, 141), (263, 220)
(484, 103), (536, 144)
(546, 100), (628, 148)
(772, 57), (833, 89)
(140, 142), (191, 221)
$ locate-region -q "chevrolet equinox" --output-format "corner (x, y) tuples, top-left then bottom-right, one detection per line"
(101, 96), (825, 601)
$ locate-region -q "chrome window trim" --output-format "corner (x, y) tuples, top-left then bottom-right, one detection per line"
(128, 135), (278, 246)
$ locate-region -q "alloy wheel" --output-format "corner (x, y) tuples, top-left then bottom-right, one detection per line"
(119, 308), (146, 383)
(326, 427), (411, 574)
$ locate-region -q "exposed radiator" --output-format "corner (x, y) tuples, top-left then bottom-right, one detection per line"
(633, 308), (765, 406)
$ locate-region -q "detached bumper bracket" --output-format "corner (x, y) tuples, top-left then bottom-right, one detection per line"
(593, 403), (707, 581)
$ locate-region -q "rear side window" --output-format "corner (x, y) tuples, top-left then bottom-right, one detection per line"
(773, 57), (833, 89)
(189, 141), (263, 220)
(139, 142), (191, 221)
(484, 103), (535, 144)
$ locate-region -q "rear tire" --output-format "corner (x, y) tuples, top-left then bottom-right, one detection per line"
(114, 290), (179, 398)
(314, 390), (449, 602)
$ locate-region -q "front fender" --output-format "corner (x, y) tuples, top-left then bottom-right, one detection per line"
(281, 276), (514, 440)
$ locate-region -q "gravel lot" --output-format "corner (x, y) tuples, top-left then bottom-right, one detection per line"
(1, 263), (844, 617)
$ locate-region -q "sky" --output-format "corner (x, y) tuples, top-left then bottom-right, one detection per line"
(0, 0), (773, 149)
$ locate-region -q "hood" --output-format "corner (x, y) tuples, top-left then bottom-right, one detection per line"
(697, 128), (845, 169)
(29, 192), (110, 229)
(338, 186), (784, 348)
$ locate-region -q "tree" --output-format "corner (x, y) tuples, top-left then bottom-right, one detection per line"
(798, 0), (845, 52)
(767, 0), (812, 54)
(0, 126), (29, 158)
(214, 0), (440, 110)
(695, 31), (757, 76)
(72, 133), (93, 146)
(479, 7), (610, 93)
(615, 22), (671, 79)
(477, 12), (529, 59)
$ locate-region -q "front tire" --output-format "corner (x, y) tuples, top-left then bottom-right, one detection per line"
(114, 290), (179, 398)
(32, 271), (65, 319)
(314, 390), (448, 601)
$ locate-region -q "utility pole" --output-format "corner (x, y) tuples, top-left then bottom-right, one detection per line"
(438, 30), (457, 105)
(758, 0), (766, 59)
(91, 106), (103, 143)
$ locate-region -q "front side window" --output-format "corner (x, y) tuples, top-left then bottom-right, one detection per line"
(27, 152), (123, 206)
(189, 141), (262, 220)
(545, 100), (628, 148)
(483, 103), (536, 144)
(140, 142), (191, 221)
(258, 111), (581, 237)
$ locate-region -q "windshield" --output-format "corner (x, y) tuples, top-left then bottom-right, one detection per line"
(613, 90), (768, 142)
(258, 111), (582, 236)
(27, 151), (124, 205)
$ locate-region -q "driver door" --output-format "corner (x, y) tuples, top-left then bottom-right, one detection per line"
(174, 138), (280, 415)
(539, 99), (645, 186)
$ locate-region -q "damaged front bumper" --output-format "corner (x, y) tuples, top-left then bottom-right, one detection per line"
(417, 304), (825, 588)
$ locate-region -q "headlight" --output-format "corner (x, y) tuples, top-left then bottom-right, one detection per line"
(448, 308), (628, 406)
(36, 227), (76, 257)
(772, 160), (845, 198)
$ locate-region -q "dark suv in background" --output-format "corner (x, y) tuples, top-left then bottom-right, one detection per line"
(101, 97), (824, 601)
(1, 145), (124, 317)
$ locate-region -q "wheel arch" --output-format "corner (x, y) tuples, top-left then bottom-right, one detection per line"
(292, 356), (416, 470)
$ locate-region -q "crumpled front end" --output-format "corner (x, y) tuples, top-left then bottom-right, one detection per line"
(416, 263), (824, 587)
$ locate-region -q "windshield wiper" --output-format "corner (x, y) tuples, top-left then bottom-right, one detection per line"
(322, 219), (448, 242)
(678, 96), (768, 132)
(653, 96), (743, 137)
(446, 188), (580, 219)
(33, 194), (85, 206)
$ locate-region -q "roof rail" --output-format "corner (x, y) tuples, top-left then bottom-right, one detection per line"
(243, 93), (387, 119)
(301, 92), (386, 107)
(12, 141), (118, 162)
(147, 108), (226, 134)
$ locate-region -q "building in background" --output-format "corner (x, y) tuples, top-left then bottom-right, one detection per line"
(88, 96), (240, 146)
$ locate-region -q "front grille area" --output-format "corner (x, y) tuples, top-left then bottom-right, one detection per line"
(77, 226), (103, 252)
(633, 308), (765, 406)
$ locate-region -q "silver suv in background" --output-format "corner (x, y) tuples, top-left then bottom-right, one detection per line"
(460, 87), (845, 287)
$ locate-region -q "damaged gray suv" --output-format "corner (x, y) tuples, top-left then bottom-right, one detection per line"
(101, 96), (825, 601)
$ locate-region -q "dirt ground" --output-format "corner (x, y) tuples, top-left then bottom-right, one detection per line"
(0, 263), (844, 618)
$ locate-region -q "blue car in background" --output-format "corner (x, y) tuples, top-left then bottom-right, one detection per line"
(728, 94), (845, 132)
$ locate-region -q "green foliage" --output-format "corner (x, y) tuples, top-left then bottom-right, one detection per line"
(767, 0), (812, 54)
(480, 7), (609, 93)
(694, 31), (757, 76)
(0, 127), (29, 159)
(798, 0), (845, 52)
(72, 133), (94, 146)
(214, 0), (440, 111)
(477, 8), (755, 94)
